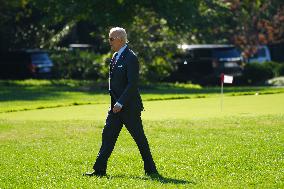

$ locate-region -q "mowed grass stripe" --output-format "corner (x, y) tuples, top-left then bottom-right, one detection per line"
(0, 93), (283, 121)
(1, 79), (284, 113)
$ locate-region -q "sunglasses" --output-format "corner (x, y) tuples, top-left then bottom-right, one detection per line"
(109, 37), (119, 41)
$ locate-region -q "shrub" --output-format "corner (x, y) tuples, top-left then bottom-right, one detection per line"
(50, 50), (109, 80)
(276, 63), (284, 76)
(242, 61), (284, 85)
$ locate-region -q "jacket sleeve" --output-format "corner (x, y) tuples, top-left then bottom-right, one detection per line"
(117, 54), (139, 106)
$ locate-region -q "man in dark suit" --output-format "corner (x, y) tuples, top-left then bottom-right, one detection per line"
(84, 27), (158, 177)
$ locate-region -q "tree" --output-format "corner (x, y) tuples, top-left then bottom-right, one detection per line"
(222, 0), (284, 57)
(0, 0), (25, 50)
(1, 0), (283, 81)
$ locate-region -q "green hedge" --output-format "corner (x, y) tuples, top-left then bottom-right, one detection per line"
(50, 50), (110, 80)
(242, 62), (284, 85)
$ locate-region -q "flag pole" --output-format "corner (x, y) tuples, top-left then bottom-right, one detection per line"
(220, 73), (224, 112)
(220, 73), (233, 112)
(221, 81), (223, 112)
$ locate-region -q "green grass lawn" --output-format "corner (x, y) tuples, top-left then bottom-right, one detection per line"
(1, 79), (284, 113)
(0, 80), (284, 188)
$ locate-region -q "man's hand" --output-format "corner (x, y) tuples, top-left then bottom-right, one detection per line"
(113, 102), (122, 113)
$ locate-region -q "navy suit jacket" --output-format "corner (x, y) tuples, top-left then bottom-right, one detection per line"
(109, 47), (143, 112)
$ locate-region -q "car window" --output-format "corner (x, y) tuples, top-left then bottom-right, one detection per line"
(31, 53), (49, 61)
(250, 47), (266, 58)
(187, 49), (212, 59)
(213, 48), (240, 58)
(257, 48), (266, 57)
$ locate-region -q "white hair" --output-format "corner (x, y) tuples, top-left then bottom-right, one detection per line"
(109, 27), (128, 43)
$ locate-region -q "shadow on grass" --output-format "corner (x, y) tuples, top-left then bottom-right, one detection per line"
(146, 175), (195, 185)
(106, 174), (195, 185)
(0, 80), (106, 102)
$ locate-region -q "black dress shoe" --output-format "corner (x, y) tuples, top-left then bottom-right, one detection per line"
(83, 170), (106, 177)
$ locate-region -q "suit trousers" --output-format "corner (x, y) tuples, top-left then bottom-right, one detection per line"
(93, 108), (157, 173)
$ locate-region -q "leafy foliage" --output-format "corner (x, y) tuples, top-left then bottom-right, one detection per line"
(1, 1), (284, 81)
(223, 0), (284, 57)
(50, 50), (109, 80)
(127, 10), (178, 81)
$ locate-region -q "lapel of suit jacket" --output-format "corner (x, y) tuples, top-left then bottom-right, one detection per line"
(109, 52), (118, 77)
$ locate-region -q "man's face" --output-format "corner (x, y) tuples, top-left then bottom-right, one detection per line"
(109, 31), (124, 52)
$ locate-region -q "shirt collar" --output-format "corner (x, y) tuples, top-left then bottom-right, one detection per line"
(116, 44), (127, 59)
